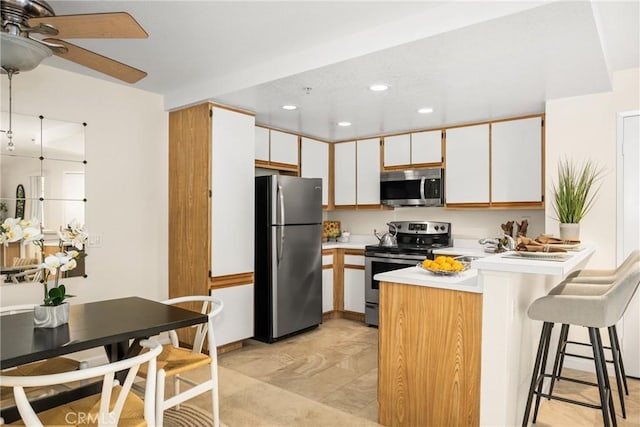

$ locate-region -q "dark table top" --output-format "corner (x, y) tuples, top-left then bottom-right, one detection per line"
(0, 296), (208, 369)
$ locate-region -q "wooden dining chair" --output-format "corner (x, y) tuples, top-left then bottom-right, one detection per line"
(138, 296), (224, 427)
(0, 341), (162, 426)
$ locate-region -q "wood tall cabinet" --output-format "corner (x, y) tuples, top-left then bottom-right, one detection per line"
(169, 103), (255, 348)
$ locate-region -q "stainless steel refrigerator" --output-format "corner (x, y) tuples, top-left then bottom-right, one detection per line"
(254, 175), (323, 343)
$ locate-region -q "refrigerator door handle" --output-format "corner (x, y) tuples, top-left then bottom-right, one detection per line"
(278, 227), (285, 266)
(277, 184), (285, 225)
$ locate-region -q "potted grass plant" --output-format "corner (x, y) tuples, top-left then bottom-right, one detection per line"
(551, 158), (603, 241)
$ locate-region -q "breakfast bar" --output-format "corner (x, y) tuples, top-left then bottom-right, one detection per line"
(374, 246), (595, 426)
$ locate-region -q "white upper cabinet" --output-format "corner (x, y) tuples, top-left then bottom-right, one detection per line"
(254, 126), (270, 162)
(270, 130), (299, 165)
(212, 107), (255, 275)
(411, 130), (442, 164)
(300, 137), (329, 205)
(357, 138), (381, 205)
(334, 141), (357, 206)
(491, 117), (543, 203)
(445, 124), (490, 204)
(383, 134), (411, 167)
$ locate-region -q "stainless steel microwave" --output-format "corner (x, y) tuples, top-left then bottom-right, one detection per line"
(380, 168), (444, 207)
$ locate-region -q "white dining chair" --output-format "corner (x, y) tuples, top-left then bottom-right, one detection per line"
(0, 341), (162, 426)
(138, 295), (224, 427)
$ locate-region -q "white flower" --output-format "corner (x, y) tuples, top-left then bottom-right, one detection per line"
(41, 252), (79, 275)
(22, 226), (43, 243)
(60, 258), (77, 272)
(58, 219), (88, 250)
(1, 224), (24, 245)
(41, 254), (62, 275)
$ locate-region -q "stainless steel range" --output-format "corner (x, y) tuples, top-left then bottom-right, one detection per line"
(364, 220), (452, 326)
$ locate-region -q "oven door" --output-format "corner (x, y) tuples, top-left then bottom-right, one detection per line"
(365, 254), (423, 303)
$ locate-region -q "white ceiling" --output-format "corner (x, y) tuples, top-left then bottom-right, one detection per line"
(25, 1), (640, 140)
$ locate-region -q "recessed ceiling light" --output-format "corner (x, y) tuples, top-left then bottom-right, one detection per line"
(417, 108), (434, 114)
(369, 84), (389, 92)
(281, 105), (297, 110)
(337, 121), (352, 127)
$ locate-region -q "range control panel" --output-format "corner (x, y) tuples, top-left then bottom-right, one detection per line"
(390, 221), (450, 235)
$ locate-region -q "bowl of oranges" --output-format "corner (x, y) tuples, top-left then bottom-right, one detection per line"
(418, 256), (469, 276)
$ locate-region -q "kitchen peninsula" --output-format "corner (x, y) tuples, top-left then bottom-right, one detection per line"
(375, 247), (594, 427)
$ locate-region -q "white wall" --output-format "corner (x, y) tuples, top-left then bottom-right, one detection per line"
(0, 65), (168, 305)
(328, 208), (546, 241)
(545, 68), (640, 269)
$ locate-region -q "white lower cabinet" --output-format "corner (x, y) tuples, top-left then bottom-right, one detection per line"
(210, 283), (254, 347)
(322, 268), (334, 313)
(343, 268), (365, 313)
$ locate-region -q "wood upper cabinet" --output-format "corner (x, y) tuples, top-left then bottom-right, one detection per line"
(270, 130), (299, 166)
(356, 138), (381, 205)
(411, 130), (442, 165)
(300, 137), (329, 205)
(254, 126), (299, 172)
(445, 124), (490, 205)
(255, 126), (269, 162)
(334, 141), (357, 206)
(491, 117), (543, 205)
(383, 131), (442, 169)
(383, 134), (411, 167)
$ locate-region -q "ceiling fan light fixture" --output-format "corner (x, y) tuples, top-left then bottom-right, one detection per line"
(1, 32), (52, 72)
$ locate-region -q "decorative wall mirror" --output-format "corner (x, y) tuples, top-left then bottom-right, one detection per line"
(0, 113), (86, 285)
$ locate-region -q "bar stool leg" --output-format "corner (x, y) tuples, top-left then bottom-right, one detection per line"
(532, 323), (554, 423)
(611, 326), (629, 395)
(596, 329), (618, 427)
(522, 321), (553, 427)
(548, 323), (570, 398)
(589, 327), (613, 427)
(608, 326), (626, 418)
(556, 323), (570, 381)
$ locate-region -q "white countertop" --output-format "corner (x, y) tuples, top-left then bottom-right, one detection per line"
(374, 266), (481, 293)
(471, 245), (595, 275)
(322, 234), (377, 250)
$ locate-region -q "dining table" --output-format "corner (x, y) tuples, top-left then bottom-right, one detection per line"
(0, 296), (208, 423)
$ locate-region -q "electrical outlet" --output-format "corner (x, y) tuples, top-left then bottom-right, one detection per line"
(88, 234), (102, 248)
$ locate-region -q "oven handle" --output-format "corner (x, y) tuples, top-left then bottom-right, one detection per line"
(366, 253), (427, 262)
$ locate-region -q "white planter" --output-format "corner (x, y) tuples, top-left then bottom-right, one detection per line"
(559, 223), (580, 241)
(34, 303), (69, 328)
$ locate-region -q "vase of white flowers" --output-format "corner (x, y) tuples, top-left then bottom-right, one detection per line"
(1, 217), (88, 328)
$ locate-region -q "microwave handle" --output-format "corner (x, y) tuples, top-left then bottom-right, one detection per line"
(420, 177), (426, 200)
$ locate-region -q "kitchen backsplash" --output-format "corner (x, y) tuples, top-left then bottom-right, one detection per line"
(326, 208), (545, 240)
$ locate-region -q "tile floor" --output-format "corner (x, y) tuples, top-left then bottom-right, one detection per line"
(182, 318), (639, 427)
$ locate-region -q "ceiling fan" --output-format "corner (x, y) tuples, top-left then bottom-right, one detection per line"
(0, 0), (148, 83)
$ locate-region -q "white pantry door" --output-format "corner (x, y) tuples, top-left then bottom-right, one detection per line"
(617, 111), (640, 377)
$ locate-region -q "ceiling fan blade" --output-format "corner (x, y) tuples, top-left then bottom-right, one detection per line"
(29, 12), (147, 39)
(44, 38), (146, 84)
